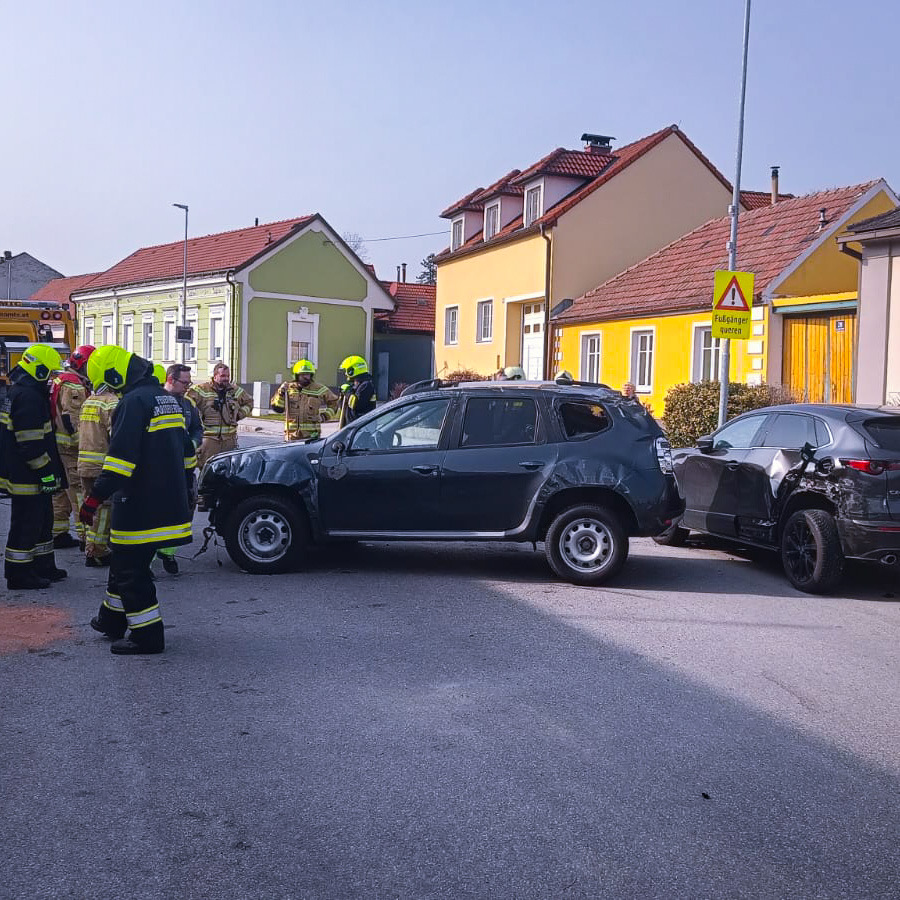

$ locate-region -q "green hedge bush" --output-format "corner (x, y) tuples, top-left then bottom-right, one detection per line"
(662, 381), (796, 448)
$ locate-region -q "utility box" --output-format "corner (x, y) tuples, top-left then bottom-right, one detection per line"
(252, 381), (272, 416)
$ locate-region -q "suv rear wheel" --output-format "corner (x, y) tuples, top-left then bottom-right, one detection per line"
(780, 509), (844, 594)
(545, 504), (628, 586)
(223, 494), (309, 574)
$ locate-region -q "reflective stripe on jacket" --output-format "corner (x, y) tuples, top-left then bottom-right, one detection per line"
(271, 380), (340, 440)
(187, 381), (252, 439)
(77, 392), (119, 478)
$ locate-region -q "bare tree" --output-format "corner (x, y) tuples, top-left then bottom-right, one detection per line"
(342, 232), (370, 262)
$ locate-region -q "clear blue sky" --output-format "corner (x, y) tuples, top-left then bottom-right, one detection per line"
(3, 0), (898, 283)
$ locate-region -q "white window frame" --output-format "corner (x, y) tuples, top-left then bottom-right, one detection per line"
(475, 299), (493, 343)
(524, 182), (544, 227)
(483, 202), (500, 241)
(101, 315), (113, 347)
(208, 305), (225, 361)
(691, 324), (722, 383)
(451, 217), (464, 251)
(580, 331), (602, 382)
(185, 308), (198, 362)
(629, 327), (655, 393)
(121, 314), (134, 353)
(286, 309), (320, 369)
(141, 312), (154, 359)
(444, 306), (459, 346)
(83, 317), (95, 347)
(163, 310), (177, 362)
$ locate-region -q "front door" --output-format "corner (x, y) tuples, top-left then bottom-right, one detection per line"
(318, 397), (452, 534)
(782, 311), (857, 403)
(521, 302), (545, 380)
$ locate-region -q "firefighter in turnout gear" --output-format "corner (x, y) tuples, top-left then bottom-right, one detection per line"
(76, 384), (119, 567)
(339, 355), (375, 424)
(0, 344), (68, 590)
(270, 359), (340, 441)
(80, 345), (195, 655)
(50, 345), (93, 549)
(187, 362), (251, 469)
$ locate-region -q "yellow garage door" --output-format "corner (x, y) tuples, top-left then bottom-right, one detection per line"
(782, 312), (857, 403)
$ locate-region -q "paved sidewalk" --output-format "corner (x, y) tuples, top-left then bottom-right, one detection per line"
(237, 416), (340, 439)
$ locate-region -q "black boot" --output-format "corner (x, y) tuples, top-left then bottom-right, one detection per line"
(35, 555), (67, 581)
(90, 616), (126, 640)
(6, 571), (51, 590)
(111, 637), (164, 655)
(53, 533), (79, 549)
(85, 555), (112, 568)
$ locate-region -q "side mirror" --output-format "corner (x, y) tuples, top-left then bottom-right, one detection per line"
(696, 435), (714, 452)
(331, 440), (345, 457)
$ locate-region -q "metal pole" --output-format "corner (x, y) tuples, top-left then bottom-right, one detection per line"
(173, 204), (189, 364)
(718, 0), (752, 427)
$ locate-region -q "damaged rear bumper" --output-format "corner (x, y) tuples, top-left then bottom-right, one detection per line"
(837, 516), (900, 564)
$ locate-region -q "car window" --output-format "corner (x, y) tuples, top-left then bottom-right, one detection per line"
(461, 397), (537, 447)
(558, 400), (610, 439)
(350, 398), (450, 452)
(863, 419), (900, 451)
(814, 418), (832, 447)
(712, 414), (767, 450)
(760, 413), (817, 449)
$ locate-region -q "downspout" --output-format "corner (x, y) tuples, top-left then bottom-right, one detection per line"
(226, 271), (238, 376)
(540, 224), (552, 380)
(112, 291), (119, 345)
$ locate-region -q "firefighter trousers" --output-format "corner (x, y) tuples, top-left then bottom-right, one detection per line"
(4, 493), (55, 580)
(52, 452), (85, 540)
(198, 434), (238, 469)
(94, 544), (164, 650)
(79, 476), (112, 558)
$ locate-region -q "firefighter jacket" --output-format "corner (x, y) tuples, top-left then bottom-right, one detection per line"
(187, 380), (252, 440)
(0, 368), (67, 496)
(345, 373), (376, 422)
(271, 379), (340, 440)
(89, 368), (196, 549)
(76, 389), (119, 478)
(50, 372), (87, 457)
(174, 393), (203, 448)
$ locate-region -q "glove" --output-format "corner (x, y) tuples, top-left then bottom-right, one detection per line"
(79, 495), (101, 525)
(39, 474), (61, 494)
(340, 383), (350, 394)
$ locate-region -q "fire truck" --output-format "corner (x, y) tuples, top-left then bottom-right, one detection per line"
(0, 301), (76, 387)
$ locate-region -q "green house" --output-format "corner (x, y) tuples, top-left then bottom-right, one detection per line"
(72, 214), (395, 389)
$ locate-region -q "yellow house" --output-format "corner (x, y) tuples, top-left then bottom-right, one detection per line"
(554, 180), (898, 415)
(435, 125), (783, 379)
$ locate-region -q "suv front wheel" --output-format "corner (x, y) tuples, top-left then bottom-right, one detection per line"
(545, 504), (628, 586)
(223, 494), (309, 574)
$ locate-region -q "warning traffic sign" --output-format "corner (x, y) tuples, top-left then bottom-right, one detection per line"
(712, 269), (754, 339)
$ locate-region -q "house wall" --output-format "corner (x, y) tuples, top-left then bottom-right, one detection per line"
(435, 233), (545, 377)
(855, 237), (899, 405)
(557, 308), (763, 417)
(551, 133), (734, 302)
(0, 254), (63, 302)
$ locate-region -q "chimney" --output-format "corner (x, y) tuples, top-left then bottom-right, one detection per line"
(818, 208), (828, 231)
(255, 217), (259, 226)
(396, 265), (401, 282)
(770, 166), (780, 205)
(580, 132), (615, 155)
(401, 262), (407, 283)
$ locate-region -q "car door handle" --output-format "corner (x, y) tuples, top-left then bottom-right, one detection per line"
(412, 465), (439, 476)
(518, 461), (543, 470)
(726, 462), (741, 471)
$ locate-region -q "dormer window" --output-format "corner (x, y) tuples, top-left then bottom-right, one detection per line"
(524, 184), (543, 226)
(451, 217), (464, 251)
(484, 202), (500, 241)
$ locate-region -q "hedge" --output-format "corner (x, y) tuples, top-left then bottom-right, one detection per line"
(662, 381), (796, 448)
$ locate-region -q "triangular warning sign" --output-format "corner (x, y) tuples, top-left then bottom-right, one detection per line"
(715, 276), (750, 311)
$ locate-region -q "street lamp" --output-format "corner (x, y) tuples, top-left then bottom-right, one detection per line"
(173, 203), (189, 363)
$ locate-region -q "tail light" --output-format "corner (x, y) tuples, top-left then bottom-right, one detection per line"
(655, 437), (673, 474)
(842, 459), (900, 476)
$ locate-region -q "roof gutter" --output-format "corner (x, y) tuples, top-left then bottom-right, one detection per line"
(540, 224), (552, 380)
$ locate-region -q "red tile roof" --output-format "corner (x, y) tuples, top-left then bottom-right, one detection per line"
(79, 216), (315, 293)
(29, 272), (101, 304)
(442, 171), (523, 217)
(376, 281), (436, 333)
(847, 204), (900, 233)
(740, 190), (796, 209)
(556, 181), (883, 324)
(437, 125), (755, 262)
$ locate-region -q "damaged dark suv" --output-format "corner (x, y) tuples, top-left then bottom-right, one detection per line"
(198, 378), (680, 585)
(662, 404), (900, 593)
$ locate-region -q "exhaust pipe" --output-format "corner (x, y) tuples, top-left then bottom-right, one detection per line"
(881, 553), (898, 566)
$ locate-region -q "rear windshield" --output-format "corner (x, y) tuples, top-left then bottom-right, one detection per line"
(863, 419), (900, 452)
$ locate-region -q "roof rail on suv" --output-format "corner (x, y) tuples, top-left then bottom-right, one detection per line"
(399, 378), (452, 396)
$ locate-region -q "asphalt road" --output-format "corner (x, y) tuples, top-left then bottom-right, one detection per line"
(1, 480), (898, 899)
